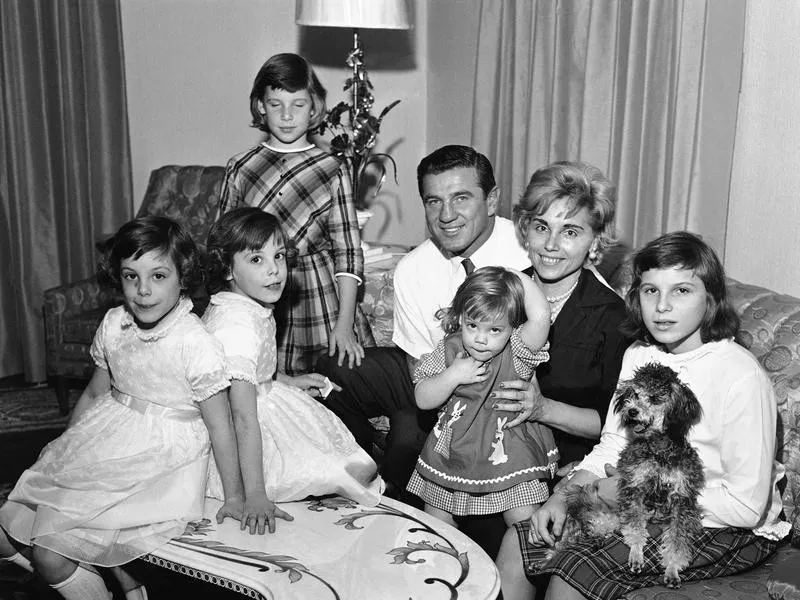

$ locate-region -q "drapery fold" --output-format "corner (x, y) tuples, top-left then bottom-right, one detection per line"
(472, 0), (744, 254)
(0, 0), (133, 381)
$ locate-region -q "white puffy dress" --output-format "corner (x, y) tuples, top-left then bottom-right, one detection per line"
(0, 298), (229, 566)
(203, 292), (383, 506)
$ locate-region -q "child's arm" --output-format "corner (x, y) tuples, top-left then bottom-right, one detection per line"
(511, 269), (551, 351)
(199, 391), (246, 525)
(67, 368), (111, 428)
(328, 275), (364, 369)
(228, 380), (293, 534)
(416, 352), (489, 410)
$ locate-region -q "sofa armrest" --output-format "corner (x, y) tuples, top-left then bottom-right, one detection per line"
(43, 277), (122, 369)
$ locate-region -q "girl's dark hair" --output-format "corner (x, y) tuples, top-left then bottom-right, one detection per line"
(621, 231), (739, 344)
(97, 216), (203, 292)
(436, 266), (527, 334)
(249, 52), (327, 133)
(205, 207), (295, 294)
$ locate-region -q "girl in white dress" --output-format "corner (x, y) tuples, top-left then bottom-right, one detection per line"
(0, 217), (243, 600)
(203, 207), (383, 534)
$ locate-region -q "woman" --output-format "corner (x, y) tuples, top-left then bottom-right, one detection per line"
(492, 161), (631, 597)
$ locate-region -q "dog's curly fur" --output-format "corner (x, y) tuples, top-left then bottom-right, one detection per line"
(535, 362), (705, 588)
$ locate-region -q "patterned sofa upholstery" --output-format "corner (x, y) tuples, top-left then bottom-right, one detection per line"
(44, 165), (225, 412)
(362, 264), (800, 599)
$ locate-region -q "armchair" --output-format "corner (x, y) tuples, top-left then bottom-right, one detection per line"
(44, 165), (225, 413)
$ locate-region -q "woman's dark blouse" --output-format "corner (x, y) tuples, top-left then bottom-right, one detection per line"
(524, 267), (631, 466)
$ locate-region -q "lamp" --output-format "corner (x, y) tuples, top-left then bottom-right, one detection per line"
(296, 0), (411, 254)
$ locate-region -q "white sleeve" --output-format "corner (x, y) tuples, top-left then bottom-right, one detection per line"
(574, 348), (635, 477)
(391, 260), (437, 359)
(698, 365), (777, 528)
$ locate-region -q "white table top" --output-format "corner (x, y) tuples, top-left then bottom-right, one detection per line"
(144, 495), (500, 600)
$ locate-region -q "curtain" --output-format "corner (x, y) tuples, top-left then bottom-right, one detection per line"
(0, 0), (133, 381)
(471, 0), (745, 255)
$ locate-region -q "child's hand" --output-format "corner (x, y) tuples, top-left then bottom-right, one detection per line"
(284, 373), (342, 398)
(328, 322), (364, 369)
(216, 496), (244, 524)
(449, 351), (489, 385)
(240, 492), (294, 535)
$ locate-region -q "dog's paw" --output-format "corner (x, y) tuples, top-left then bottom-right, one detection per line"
(663, 567), (682, 588)
(627, 547), (644, 574)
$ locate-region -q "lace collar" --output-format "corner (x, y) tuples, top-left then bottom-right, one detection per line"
(120, 296), (193, 342)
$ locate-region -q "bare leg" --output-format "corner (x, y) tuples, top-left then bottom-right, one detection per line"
(0, 528), (18, 558)
(503, 504), (538, 527)
(424, 504), (458, 528)
(112, 566), (148, 599)
(32, 548), (111, 600)
(545, 575), (589, 600)
(497, 525), (539, 600)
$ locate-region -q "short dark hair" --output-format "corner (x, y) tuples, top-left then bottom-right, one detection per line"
(249, 53), (327, 132)
(436, 266), (527, 334)
(205, 207), (295, 294)
(416, 145), (496, 199)
(512, 161), (618, 265)
(97, 216), (203, 292)
(622, 231), (739, 344)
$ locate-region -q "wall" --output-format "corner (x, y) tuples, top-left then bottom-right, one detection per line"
(121, 0), (428, 246)
(725, 0), (800, 297)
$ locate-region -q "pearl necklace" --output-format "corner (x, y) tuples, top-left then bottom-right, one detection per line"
(545, 276), (580, 304)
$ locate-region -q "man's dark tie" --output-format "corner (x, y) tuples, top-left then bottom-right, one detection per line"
(462, 258), (475, 275)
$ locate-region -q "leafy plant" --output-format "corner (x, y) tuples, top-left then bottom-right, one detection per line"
(318, 46), (401, 210)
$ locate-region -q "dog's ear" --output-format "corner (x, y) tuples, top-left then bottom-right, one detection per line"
(613, 380), (636, 415)
(664, 378), (703, 440)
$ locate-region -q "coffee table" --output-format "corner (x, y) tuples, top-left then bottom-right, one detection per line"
(142, 495), (500, 599)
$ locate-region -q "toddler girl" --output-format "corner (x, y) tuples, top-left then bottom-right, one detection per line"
(0, 216), (242, 600)
(219, 52), (365, 376)
(203, 207), (383, 534)
(407, 266), (557, 527)
(505, 231), (790, 600)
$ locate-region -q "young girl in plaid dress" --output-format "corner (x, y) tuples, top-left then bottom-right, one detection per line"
(501, 232), (790, 600)
(406, 266), (557, 528)
(219, 52), (364, 376)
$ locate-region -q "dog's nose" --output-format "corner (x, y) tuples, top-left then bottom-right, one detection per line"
(627, 407), (639, 418)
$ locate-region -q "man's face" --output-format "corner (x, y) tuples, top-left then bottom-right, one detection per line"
(421, 167), (498, 257)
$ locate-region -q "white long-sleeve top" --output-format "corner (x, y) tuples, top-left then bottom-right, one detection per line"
(578, 339), (790, 540)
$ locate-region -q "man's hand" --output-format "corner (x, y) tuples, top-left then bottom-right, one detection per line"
(282, 372), (342, 398)
(491, 376), (547, 428)
(594, 464), (620, 508)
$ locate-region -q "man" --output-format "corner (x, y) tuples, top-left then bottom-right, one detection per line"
(317, 145), (530, 501)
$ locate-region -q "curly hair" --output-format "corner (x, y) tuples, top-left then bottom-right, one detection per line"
(436, 266), (527, 335)
(96, 216), (203, 292)
(621, 231), (739, 345)
(249, 52), (327, 133)
(205, 207), (296, 294)
(512, 161), (617, 265)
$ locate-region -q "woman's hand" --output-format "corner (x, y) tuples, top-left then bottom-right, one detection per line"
(491, 376), (547, 428)
(239, 492), (294, 535)
(328, 321), (364, 369)
(216, 496), (244, 525)
(528, 492), (568, 547)
(281, 372), (342, 398)
(594, 464), (620, 509)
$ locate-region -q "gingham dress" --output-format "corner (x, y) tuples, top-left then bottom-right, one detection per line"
(220, 143), (363, 375)
(407, 330), (558, 515)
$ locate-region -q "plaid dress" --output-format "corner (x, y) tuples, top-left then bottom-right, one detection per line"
(220, 144), (364, 375)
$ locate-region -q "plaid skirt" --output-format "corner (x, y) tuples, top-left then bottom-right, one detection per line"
(514, 520), (778, 600)
(407, 470), (549, 516)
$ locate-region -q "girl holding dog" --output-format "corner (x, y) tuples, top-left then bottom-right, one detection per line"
(498, 231), (790, 600)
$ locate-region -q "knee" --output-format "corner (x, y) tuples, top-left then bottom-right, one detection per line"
(31, 545), (74, 583)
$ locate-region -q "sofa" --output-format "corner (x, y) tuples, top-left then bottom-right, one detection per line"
(361, 268), (800, 599)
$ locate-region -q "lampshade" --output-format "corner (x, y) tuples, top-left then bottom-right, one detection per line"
(295, 0), (411, 30)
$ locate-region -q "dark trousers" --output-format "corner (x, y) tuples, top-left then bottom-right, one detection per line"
(316, 346), (437, 489)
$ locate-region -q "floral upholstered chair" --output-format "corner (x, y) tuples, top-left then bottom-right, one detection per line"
(43, 165), (225, 413)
